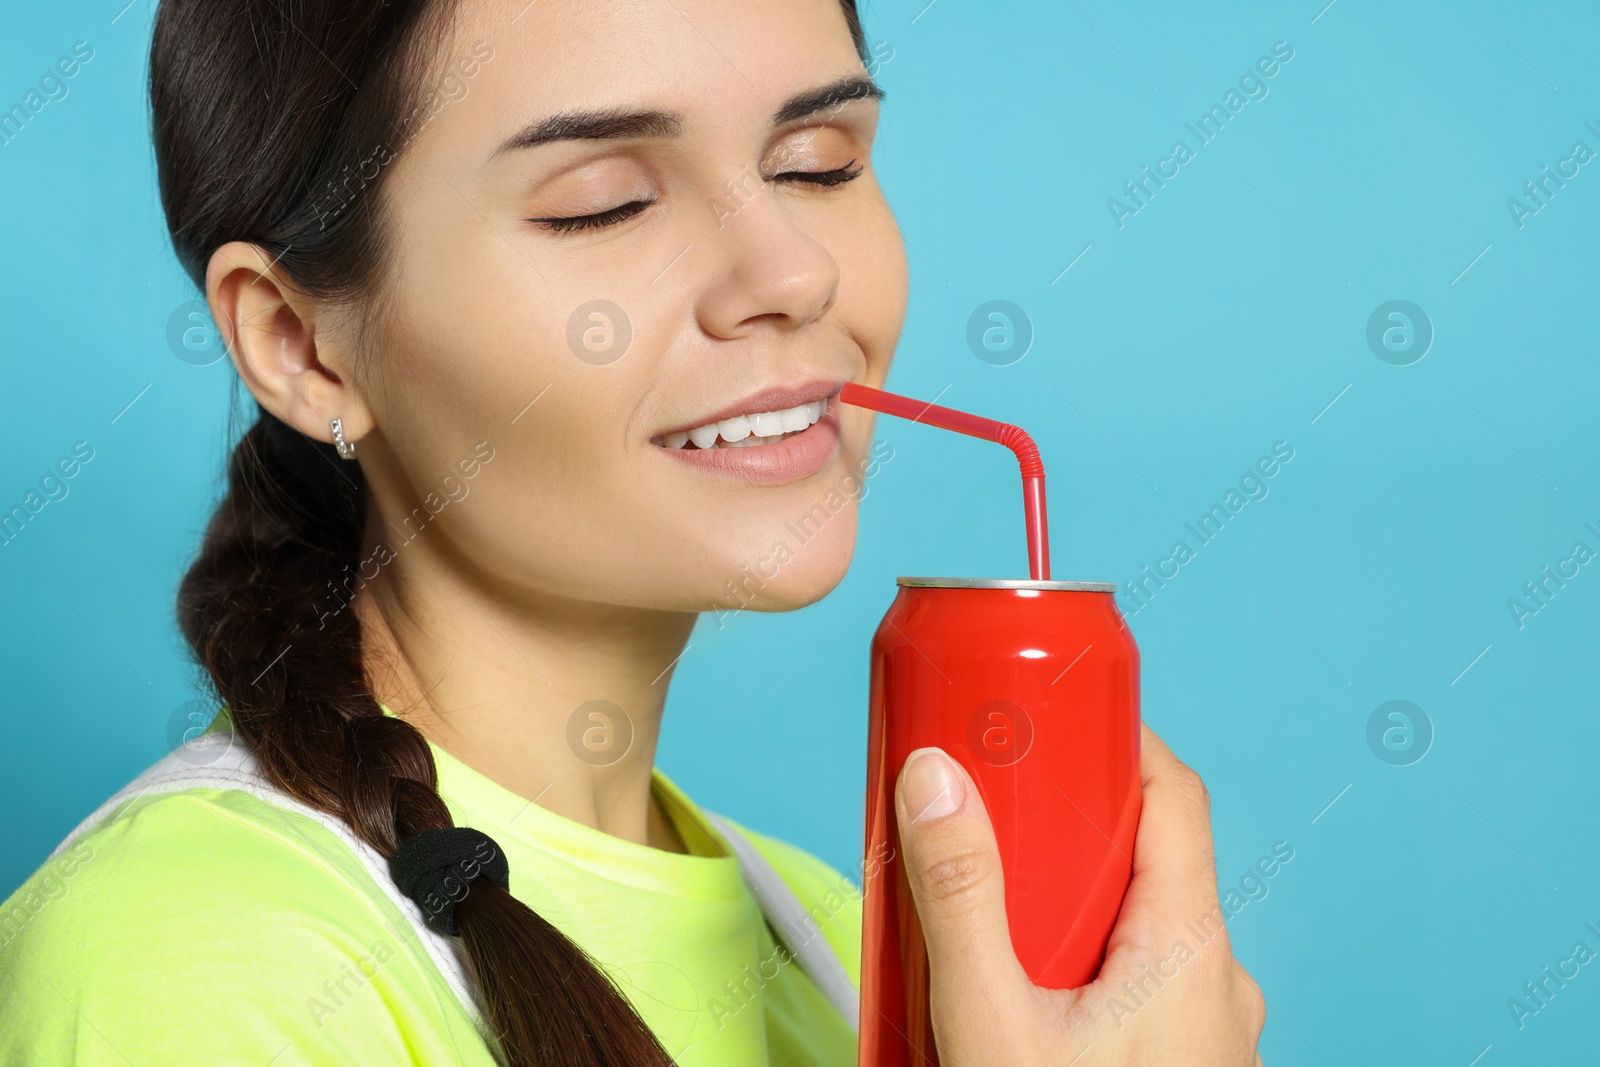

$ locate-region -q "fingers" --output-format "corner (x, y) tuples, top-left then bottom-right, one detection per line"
(1102, 724), (1227, 970)
(1233, 959), (1267, 1046)
(894, 747), (1030, 1010)
(1063, 726), (1265, 1065)
(1133, 724), (1221, 906)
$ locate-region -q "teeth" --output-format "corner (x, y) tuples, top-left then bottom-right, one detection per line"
(658, 396), (830, 450)
(748, 411), (786, 437)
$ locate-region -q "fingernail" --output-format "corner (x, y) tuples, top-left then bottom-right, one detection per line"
(902, 747), (964, 824)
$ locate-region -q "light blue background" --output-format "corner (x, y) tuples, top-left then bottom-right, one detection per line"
(3, 1), (1596, 1063)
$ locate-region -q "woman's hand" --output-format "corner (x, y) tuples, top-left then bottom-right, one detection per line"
(895, 723), (1266, 1066)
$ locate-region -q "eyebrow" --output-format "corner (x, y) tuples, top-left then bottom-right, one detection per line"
(773, 74), (886, 126)
(492, 74), (886, 156)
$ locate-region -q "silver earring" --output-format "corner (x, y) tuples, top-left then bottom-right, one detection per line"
(330, 417), (357, 460)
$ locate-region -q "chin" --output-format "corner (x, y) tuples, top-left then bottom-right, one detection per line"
(707, 511), (859, 615)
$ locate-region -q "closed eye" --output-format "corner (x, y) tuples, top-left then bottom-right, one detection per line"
(528, 159), (865, 234)
(768, 158), (864, 187)
(529, 199), (654, 233)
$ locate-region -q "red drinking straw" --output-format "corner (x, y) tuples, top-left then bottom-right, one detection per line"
(838, 382), (1051, 581)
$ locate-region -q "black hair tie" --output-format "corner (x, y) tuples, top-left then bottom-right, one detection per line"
(389, 827), (510, 937)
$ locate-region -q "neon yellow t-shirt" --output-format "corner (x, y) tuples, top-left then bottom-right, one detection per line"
(0, 707), (861, 1066)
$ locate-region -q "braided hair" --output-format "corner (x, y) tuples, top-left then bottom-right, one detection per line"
(155, 0), (872, 1063)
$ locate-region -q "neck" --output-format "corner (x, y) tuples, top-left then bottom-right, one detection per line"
(349, 537), (697, 854)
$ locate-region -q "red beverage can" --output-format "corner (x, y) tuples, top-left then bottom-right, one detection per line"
(858, 576), (1142, 1067)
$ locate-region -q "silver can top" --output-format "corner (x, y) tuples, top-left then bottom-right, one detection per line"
(897, 576), (1117, 592)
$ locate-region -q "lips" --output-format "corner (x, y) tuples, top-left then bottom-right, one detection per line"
(651, 380), (844, 447)
(652, 397), (827, 450)
(651, 379), (847, 484)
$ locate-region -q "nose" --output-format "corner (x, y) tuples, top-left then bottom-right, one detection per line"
(693, 184), (841, 341)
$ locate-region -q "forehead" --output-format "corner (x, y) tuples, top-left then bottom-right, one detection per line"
(428, 0), (862, 138)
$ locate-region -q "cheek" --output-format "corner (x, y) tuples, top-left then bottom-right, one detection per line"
(432, 432), (654, 604)
(835, 193), (909, 358)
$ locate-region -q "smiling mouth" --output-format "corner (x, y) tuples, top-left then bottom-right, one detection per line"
(650, 395), (833, 450)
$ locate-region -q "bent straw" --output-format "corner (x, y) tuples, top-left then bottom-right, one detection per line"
(838, 382), (1050, 581)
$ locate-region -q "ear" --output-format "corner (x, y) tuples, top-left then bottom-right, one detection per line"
(205, 241), (374, 449)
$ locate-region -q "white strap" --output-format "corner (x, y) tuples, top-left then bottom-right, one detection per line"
(55, 732), (860, 1039)
(49, 731), (491, 1047)
(702, 811), (861, 1034)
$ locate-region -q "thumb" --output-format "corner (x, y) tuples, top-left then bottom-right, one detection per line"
(895, 747), (1030, 1011)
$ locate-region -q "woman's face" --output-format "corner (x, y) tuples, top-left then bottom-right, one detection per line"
(353, 0), (907, 614)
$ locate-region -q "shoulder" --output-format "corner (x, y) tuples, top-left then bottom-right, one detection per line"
(0, 786), (491, 1066)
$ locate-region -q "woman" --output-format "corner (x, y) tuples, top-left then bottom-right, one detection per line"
(0, 0), (1265, 1063)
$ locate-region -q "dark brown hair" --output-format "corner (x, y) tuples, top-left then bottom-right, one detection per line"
(158, 0), (870, 1064)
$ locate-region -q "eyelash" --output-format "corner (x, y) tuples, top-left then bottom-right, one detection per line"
(779, 158), (864, 187)
(533, 200), (652, 233)
(529, 159), (865, 233)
